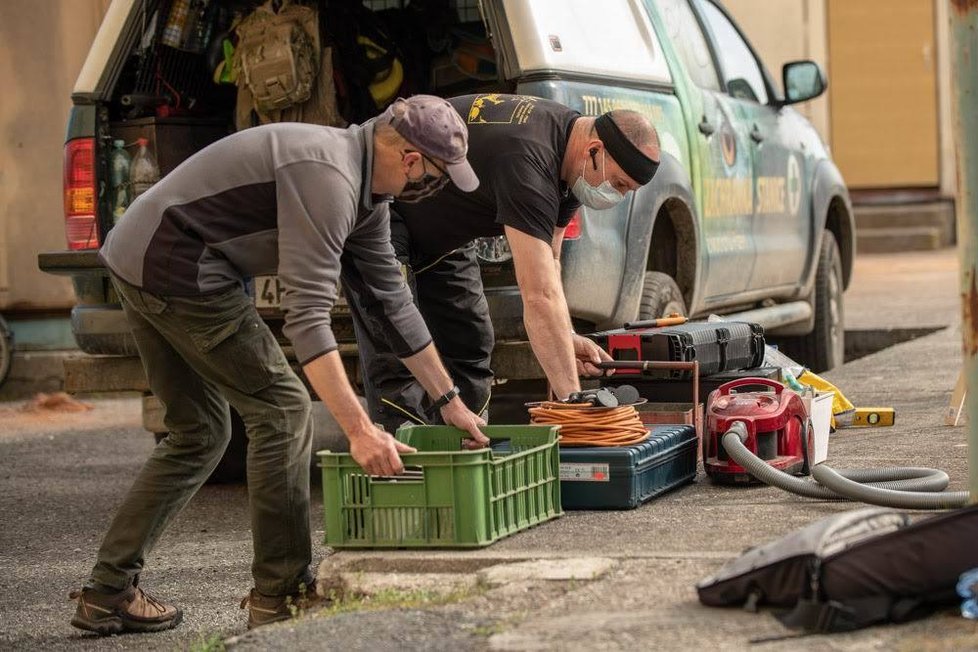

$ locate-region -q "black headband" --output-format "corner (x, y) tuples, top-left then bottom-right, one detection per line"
(594, 114), (659, 185)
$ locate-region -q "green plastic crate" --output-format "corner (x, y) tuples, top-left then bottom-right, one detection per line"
(316, 425), (563, 548)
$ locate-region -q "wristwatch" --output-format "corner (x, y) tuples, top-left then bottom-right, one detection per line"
(427, 385), (460, 415)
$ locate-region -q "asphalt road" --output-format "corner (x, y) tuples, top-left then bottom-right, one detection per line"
(0, 248), (974, 651)
(0, 397), (327, 650)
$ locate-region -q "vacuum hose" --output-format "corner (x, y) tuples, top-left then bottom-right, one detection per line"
(721, 422), (970, 509)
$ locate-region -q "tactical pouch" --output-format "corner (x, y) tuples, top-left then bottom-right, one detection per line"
(234, 0), (319, 117)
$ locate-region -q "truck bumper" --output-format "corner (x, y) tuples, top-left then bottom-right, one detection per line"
(63, 340), (542, 397)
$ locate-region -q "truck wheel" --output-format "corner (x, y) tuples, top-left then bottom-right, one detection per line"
(152, 409), (248, 484)
(779, 231), (845, 373)
(0, 314), (13, 388)
(639, 271), (687, 320)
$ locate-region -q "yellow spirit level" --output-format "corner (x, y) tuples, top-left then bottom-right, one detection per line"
(852, 407), (895, 427)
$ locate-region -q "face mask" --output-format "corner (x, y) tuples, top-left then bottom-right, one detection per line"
(397, 155), (450, 203)
(572, 150), (625, 210)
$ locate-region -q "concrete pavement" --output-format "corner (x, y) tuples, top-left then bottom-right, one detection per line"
(238, 247), (974, 651)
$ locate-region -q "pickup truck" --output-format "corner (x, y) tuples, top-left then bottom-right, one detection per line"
(40, 0), (854, 479)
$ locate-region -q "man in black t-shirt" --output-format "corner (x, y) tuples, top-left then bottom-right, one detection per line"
(345, 93), (661, 430)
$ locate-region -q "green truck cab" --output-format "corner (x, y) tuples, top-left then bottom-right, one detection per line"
(40, 0), (852, 476)
(483, 0), (852, 374)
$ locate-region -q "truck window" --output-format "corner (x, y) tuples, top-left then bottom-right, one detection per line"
(655, 0), (720, 92)
(694, 0), (769, 104)
(501, 0), (671, 84)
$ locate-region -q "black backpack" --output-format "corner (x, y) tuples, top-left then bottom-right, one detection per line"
(697, 505), (978, 633)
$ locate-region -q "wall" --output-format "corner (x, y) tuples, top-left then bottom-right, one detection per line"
(0, 0), (111, 312)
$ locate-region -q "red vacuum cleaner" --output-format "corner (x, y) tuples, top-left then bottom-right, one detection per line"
(705, 378), (812, 484)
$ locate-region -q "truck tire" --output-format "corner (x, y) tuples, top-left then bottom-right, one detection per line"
(0, 314), (13, 388)
(639, 271), (687, 320)
(779, 230), (845, 373)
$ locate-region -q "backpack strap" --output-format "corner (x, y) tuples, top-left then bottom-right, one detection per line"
(778, 598), (861, 633)
(778, 595), (925, 633)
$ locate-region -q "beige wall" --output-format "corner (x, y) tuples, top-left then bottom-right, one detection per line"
(725, 0), (954, 197)
(0, 0), (111, 311)
(724, 0), (830, 143)
(935, 0), (956, 198)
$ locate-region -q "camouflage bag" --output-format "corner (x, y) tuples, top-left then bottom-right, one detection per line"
(233, 0), (319, 120)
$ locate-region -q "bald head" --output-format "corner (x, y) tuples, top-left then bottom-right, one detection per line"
(603, 109), (660, 159)
(562, 108), (661, 197)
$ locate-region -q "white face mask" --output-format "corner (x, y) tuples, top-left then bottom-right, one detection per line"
(572, 150), (625, 210)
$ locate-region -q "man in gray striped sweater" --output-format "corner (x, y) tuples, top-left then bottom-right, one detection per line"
(70, 96), (487, 634)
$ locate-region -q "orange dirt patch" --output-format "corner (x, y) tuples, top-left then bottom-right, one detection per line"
(20, 392), (94, 414)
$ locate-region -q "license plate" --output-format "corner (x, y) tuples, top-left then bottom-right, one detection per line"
(254, 275), (284, 309)
(253, 275), (348, 311)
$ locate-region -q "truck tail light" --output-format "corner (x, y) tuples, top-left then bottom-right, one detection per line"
(64, 137), (99, 250)
(563, 210), (582, 240)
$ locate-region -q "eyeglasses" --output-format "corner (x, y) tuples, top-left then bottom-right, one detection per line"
(404, 150), (449, 178)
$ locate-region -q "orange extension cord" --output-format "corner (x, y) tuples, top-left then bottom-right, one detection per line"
(528, 402), (649, 447)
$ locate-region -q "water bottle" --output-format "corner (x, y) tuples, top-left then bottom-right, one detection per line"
(108, 140), (131, 224)
(959, 567), (978, 619)
(130, 138), (160, 200)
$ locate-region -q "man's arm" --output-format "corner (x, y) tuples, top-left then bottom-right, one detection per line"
(344, 206), (487, 444)
(550, 227), (613, 377)
(304, 351), (417, 476)
(400, 344), (488, 448)
(505, 225), (579, 399)
(276, 162), (421, 475)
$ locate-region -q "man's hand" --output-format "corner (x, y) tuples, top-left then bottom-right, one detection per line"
(440, 398), (489, 450)
(348, 425), (417, 476)
(572, 334), (614, 377)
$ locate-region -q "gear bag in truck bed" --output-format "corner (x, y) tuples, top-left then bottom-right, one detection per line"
(232, 0), (342, 129)
(697, 505), (978, 633)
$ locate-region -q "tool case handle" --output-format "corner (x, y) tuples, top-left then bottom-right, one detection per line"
(716, 377), (785, 396)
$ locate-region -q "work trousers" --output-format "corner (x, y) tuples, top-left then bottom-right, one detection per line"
(346, 214), (494, 433)
(88, 276), (314, 597)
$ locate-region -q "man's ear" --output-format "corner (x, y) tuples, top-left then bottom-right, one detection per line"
(399, 150), (418, 179)
(587, 140), (604, 170)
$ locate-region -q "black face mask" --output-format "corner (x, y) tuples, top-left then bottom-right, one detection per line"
(397, 153), (450, 203)
(398, 172), (449, 203)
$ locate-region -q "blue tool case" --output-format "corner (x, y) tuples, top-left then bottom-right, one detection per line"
(559, 424), (698, 509)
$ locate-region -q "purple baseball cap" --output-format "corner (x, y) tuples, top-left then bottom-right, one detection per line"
(386, 95), (479, 192)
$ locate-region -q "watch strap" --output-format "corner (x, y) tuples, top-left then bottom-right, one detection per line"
(427, 385), (460, 415)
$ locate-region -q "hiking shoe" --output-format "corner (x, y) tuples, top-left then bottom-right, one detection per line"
(69, 584), (182, 635)
(240, 582), (329, 629)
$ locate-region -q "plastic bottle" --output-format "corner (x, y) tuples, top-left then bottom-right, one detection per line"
(959, 567), (978, 619)
(162, 0), (191, 48)
(130, 138), (160, 200)
(109, 140), (131, 224)
(782, 369), (807, 393)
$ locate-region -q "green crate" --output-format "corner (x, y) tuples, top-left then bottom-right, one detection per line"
(316, 425), (563, 548)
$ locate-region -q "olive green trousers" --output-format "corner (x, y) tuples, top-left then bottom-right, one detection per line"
(88, 276), (314, 596)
